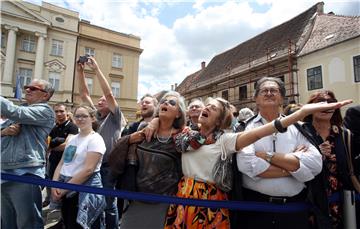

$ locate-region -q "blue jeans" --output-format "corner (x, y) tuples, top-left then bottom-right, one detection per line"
(100, 165), (119, 229)
(1, 181), (44, 229)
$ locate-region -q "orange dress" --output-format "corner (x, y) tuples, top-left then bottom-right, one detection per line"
(164, 177), (230, 229)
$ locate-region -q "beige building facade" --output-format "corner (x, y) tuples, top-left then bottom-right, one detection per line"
(297, 24), (360, 105)
(1, 1), (79, 103)
(1, 0), (142, 121)
(74, 21), (142, 121)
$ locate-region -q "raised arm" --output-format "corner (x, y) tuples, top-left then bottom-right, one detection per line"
(76, 62), (95, 108)
(86, 57), (118, 114)
(235, 100), (352, 151)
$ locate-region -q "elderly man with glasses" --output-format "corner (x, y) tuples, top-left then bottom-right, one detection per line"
(1, 79), (55, 229)
(233, 77), (323, 229)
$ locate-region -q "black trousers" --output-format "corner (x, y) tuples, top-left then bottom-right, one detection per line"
(238, 188), (310, 229)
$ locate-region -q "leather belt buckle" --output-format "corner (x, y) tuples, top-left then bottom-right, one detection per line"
(269, 196), (287, 204)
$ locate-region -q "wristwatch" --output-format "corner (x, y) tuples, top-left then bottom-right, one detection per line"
(265, 151), (274, 163)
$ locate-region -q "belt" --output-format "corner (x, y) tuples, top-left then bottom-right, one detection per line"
(243, 188), (307, 204)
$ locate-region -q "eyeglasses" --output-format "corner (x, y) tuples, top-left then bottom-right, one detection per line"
(24, 85), (48, 93)
(160, 98), (177, 106)
(74, 114), (90, 120)
(259, 87), (280, 96)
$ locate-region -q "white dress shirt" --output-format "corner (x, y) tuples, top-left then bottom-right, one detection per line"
(236, 114), (322, 197)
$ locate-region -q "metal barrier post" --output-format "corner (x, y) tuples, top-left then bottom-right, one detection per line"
(343, 190), (357, 229)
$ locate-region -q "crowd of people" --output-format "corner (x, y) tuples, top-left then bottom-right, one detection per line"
(1, 56), (359, 229)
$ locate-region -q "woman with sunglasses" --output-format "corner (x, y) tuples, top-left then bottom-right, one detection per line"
(301, 90), (358, 228)
(141, 95), (352, 228)
(111, 91), (186, 229)
(51, 105), (106, 229)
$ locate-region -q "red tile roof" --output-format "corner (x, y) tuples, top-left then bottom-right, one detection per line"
(298, 14), (360, 56)
(176, 68), (202, 94)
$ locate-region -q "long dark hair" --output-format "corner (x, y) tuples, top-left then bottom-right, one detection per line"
(303, 90), (343, 126)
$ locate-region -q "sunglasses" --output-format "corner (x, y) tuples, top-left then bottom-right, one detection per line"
(160, 98), (177, 106)
(316, 98), (337, 103)
(24, 85), (48, 93)
(74, 114), (90, 119)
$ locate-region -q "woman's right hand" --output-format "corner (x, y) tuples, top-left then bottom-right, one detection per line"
(143, 118), (160, 142)
(51, 188), (63, 202)
(319, 141), (332, 158)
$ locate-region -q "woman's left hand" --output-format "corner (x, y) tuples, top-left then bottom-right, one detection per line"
(300, 99), (352, 117)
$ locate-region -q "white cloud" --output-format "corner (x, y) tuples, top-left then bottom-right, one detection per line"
(26, 0), (359, 100)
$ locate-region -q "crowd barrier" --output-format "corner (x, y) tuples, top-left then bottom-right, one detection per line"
(1, 173), (359, 213)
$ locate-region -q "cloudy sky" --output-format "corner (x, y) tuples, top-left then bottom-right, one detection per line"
(27, 0), (359, 99)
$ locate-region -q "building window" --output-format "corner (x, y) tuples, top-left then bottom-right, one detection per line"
(22, 35), (36, 52)
(112, 54), (123, 68)
(85, 77), (93, 94)
(55, 16), (65, 23)
(48, 72), (60, 91)
(353, 55), (360, 83)
(239, 85), (247, 100)
(222, 90), (228, 101)
(307, 66), (323, 90)
(1, 32), (5, 48)
(111, 82), (120, 98)
(85, 47), (95, 57)
(51, 39), (64, 56)
(18, 68), (32, 87)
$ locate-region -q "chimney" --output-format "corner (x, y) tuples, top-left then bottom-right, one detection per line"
(201, 61), (206, 70)
(317, 2), (324, 15)
(171, 85), (174, 91)
(175, 83), (178, 89)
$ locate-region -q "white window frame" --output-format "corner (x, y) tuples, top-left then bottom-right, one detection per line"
(85, 47), (95, 57)
(22, 34), (36, 52)
(85, 77), (93, 94)
(353, 55), (360, 83)
(112, 53), (123, 68)
(19, 68), (32, 87)
(48, 72), (60, 91)
(51, 39), (64, 56)
(307, 66), (323, 90)
(111, 82), (120, 98)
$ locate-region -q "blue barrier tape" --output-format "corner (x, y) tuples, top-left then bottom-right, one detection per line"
(2, 173), (358, 212)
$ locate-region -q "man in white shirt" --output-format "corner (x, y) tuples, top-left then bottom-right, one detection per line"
(236, 77), (322, 229)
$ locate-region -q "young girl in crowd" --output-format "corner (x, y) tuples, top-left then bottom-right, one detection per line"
(52, 105), (106, 229)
